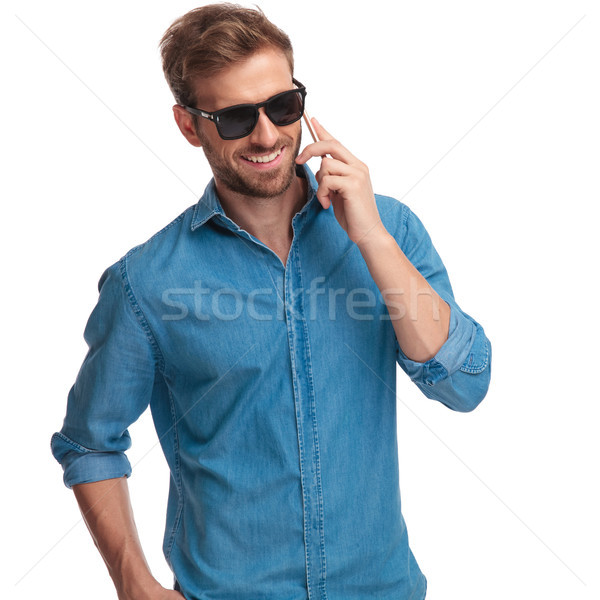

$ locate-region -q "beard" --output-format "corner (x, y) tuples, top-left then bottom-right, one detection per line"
(198, 127), (302, 200)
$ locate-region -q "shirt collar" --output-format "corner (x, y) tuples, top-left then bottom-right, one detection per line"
(190, 163), (320, 231)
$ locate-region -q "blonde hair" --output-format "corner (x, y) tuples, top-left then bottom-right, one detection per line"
(160, 3), (294, 106)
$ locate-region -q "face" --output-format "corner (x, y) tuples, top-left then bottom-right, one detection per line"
(174, 49), (302, 200)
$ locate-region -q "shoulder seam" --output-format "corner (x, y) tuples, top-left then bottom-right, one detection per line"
(125, 211), (187, 259)
(118, 256), (166, 372)
(394, 201), (410, 245)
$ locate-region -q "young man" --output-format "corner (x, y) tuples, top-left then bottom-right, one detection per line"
(52, 5), (491, 599)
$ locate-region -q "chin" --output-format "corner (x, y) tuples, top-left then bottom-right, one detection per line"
(225, 156), (297, 199)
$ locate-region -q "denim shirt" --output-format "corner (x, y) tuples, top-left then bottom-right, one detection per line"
(51, 165), (491, 600)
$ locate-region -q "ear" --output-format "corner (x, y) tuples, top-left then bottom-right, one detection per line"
(172, 105), (203, 147)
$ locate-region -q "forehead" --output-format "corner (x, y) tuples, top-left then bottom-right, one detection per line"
(193, 49), (294, 110)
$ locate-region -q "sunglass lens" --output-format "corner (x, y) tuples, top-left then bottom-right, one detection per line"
(268, 90), (304, 126)
(218, 106), (258, 139)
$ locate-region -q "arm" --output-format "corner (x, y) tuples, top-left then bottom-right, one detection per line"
(51, 262), (182, 596)
(296, 118), (449, 362)
(357, 230), (450, 362)
(296, 119), (491, 411)
(73, 477), (182, 600)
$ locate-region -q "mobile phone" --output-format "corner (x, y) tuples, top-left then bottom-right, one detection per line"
(303, 110), (320, 144)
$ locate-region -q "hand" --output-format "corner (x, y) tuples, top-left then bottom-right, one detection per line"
(295, 118), (388, 248)
(118, 581), (185, 600)
(157, 589), (186, 599)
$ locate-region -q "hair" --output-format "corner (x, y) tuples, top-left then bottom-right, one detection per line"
(159, 3), (294, 107)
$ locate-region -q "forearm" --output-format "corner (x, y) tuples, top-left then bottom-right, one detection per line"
(358, 228), (450, 363)
(73, 476), (162, 599)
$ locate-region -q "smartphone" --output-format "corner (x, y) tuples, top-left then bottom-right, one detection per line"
(303, 110), (320, 144)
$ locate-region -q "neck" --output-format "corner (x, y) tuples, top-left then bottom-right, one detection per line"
(215, 174), (308, 246)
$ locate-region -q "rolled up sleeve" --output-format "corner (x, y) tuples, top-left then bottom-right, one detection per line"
(394, 205), (492, 412)
(51, 259), (158, 488)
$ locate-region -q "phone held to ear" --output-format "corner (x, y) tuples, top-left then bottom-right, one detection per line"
(303, 110), (319, 143)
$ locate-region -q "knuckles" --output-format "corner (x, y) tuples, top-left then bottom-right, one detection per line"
(312, 140), (373, 197)
(320, 157), (334, 172)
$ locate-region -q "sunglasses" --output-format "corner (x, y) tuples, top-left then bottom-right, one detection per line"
(183, 78), (307, 140)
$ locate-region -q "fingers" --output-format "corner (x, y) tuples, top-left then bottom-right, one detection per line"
(316, 174), (344, 209)
(317, 155), (352, 177)
(313, 152), (371, 209)
(316, 171), (365, 206)
(315, 157), (348, 204)
(316, 156), (370, 190)
(296, 118), (358, 165)
(312, 118), (333, 141)
(295, 117), (375, 236)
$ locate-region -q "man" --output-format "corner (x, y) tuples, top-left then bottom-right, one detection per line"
(52, 4), (491, 599)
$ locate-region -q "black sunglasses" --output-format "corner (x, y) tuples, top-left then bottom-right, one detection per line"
(183, 78), (307, 140)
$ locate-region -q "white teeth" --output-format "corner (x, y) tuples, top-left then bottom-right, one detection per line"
(245, 149), (281, 163)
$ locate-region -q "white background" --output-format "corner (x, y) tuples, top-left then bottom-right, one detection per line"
(2, 1), (599, 599)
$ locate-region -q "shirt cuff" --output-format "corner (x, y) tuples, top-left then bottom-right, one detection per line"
(51, 432), (132, 489)
(396, 303), (480, 387)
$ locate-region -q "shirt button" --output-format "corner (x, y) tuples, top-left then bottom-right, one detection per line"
(425, 377), (434, 386)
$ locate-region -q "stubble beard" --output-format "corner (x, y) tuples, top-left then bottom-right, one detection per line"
(199, 128), (303, 200)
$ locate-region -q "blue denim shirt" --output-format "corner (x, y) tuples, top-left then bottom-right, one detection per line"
(51, 165), (491, 600)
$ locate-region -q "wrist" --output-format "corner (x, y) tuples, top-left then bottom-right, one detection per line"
(116, 580), (163, 600)
(112, 560), (160, 600)
(355, 224), (394, 256)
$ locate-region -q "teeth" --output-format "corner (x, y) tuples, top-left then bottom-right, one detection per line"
(245, 149), (281, 163)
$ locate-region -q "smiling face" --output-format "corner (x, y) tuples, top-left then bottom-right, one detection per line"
(173, 48), (303, 200)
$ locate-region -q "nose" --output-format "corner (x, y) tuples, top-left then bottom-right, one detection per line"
(248, 108), (279, 148)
